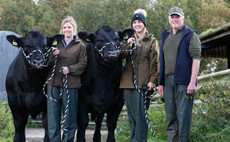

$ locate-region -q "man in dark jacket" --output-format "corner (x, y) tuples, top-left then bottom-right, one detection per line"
(158, 7), (201, 142)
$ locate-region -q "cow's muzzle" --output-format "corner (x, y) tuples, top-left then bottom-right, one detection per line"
(33, 59), (44, 69)
(108, 50), (118, 57)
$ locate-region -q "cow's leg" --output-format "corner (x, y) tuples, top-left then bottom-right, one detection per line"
(11, 107), (28, 142)
(76, 100), (89, 142)
(93, 114), (104, 142)
(106, 94), (124, 142)
(42, 111), (49, 142)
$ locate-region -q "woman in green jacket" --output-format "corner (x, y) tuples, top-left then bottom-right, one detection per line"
(120, 9), (159, 142)
(47, 16), (87, 142)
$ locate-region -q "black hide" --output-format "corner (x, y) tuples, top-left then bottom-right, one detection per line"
(77, 25), (134, 142)
(5, 30), (62, 142)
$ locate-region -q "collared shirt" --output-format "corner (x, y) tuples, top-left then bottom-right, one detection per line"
(162, 25), (201, 76)
(64, 36), (77, 48)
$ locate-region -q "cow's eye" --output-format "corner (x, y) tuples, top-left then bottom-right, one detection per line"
(43, 46), (49, 51)
(96, 40), (103, 46)
(96, 40), (103, 44)
(24, 46), (29, 51)
(114, 38), (120, 43)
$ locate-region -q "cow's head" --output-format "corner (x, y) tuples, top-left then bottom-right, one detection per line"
(78, 25), (134, 62)
(7, 30), (62, 69)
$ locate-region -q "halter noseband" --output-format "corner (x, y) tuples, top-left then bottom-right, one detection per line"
(95, 42), (120, 61)
(21, 47), (52, 67)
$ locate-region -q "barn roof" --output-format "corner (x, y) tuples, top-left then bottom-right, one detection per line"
(200, 23), (230, 61)
(200, 23), (230, 47)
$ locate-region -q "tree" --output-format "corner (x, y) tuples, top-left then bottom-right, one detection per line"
(73, 0), (150, 32)
(198, 0), (230, 32)
(0, 0), (37, 35)
(0, 0), (74, 35)
(0, 0), (229, 38)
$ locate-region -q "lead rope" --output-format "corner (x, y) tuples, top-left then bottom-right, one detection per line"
(42, 54), (70, 131)
(59, 69), (70, 131)
(130, 40), (156, 140)
(42, 55), (59, 101)
(116, 40), (156, 140)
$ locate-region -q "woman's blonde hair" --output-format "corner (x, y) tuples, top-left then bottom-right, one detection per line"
(59, 16), (77, 35)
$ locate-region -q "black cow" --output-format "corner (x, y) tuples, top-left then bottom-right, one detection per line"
(6, 30), (62, 142)
(77, 25), (134, 142)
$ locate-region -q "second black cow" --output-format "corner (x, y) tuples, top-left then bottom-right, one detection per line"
(77, 25), (134, 142)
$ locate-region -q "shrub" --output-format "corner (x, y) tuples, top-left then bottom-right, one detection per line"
(191, 81), (230, 142)
(199, 58), (227, 74)
(116, 80), (230, 142)
(0, 100), (14, 141)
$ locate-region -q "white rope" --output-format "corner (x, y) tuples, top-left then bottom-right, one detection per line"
(129, 40), (156, 139)
(42, 55), (70, 131)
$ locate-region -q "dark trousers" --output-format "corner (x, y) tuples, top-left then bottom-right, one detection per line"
(164, 75), (194, 142)
(123, 89), (149, 142)
(47, 85), (78, 142)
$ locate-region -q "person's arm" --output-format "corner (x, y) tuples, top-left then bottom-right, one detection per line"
(187, 32), (201, 94)
(187, 59), (200, 94)
(148, 38), (160, 90)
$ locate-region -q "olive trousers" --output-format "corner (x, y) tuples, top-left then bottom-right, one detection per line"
(123, 89), (149, 142)
(164, 75), (194, 142)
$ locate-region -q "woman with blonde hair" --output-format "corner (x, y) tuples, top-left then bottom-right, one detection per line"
(47, 16), (87, 142)
(120, 9), (160, 142)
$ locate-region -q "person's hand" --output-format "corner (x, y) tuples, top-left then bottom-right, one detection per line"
(61, 66), (69, 75)
(158, 85), (164, 96)
(147, 82), (155, 90)
(187, 82), (196, 94)
(52, 47), (60, 55)
(127, 37), (135, 47)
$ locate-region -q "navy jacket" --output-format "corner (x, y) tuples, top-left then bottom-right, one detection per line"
(159, 25), (194, 85)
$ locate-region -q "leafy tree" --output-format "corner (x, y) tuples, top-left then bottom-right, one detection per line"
(73, 0), (150, 32)
(0, 0), (37, 35)
(0, 0), (74, 36)
(148, 0), (202, 40)
(40, 0), (75, 35)
(198, 0), (230, 32)
(0, 0), (229, 38)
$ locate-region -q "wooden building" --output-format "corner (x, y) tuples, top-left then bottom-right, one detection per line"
(200, 23), (230, 68)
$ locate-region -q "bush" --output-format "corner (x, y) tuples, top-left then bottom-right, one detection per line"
(191, 81), (230, 142)
(116, 80), (230, 142)
(199, 58), (227, 74)
(0, 100), (14, 141)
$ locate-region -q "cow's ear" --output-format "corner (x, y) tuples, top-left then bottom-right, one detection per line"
(47, 34), (63, 47)
(78, 31), (95, 43)
(6, 35), (22, 48)
(118, 28), (135, 41)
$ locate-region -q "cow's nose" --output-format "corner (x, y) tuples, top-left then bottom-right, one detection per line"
(108, 51), (117, 57)
(33, 59), (43, 68)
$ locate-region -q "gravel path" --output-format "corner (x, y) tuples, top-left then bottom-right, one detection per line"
(26, 128), (108, 142)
